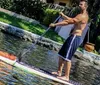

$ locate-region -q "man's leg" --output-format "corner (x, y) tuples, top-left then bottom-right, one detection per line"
(58, 57), (65, 76)
(64, 61), (71, 80)
(57, 61), (71, 81)
(52, 57), (64, 76)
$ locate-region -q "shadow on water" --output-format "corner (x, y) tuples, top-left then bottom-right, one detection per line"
(0, 31), (100, 85)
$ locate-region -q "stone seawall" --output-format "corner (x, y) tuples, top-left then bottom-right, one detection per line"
(0, 21), (62, 51)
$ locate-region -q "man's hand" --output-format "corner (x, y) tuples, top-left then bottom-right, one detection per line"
(49, 23), (56, 27)
(59, 12), (70, 20)
(59, 12), (64, 16)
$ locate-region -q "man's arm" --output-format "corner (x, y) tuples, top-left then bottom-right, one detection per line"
(49, 14), (82, 27)
(49, 20), (68, 27)
(66, 14), (83, 24)
(60, 12), (72, 20)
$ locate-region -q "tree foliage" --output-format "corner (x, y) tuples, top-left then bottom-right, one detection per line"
(0, 0), (13, 9)
(0, 0), (47, 21)
(12, 0), (46, 21)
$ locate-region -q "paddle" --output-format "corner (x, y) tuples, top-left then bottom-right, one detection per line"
(17, 8), (67, 62)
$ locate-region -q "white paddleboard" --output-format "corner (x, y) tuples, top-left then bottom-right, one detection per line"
(0, 56), (73, 85)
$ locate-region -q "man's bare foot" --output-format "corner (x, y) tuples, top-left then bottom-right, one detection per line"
(57, 76), (69, 81)
(51, 72), (61, 76)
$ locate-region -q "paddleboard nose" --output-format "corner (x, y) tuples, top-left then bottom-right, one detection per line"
(0, 51), (16, 61)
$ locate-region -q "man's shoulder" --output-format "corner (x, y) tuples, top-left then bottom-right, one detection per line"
(75, 14), (84, 19)
(76, 13), (88, 17)
(78, 13), (88, 20)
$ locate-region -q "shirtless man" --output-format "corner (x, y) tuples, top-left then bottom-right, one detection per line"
(49, 0), (89, 81)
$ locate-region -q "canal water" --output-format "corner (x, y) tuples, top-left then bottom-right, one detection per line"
(0, 31), (100, 85)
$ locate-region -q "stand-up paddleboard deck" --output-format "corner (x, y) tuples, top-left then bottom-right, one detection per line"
(0, 56), (80, 85)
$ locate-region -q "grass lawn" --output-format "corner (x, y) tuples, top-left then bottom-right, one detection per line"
(0, 11), (64, 44)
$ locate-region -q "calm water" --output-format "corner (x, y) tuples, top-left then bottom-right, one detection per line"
(0, 31), (100, 85)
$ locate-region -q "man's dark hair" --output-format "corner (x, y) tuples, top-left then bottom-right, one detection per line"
(80, 0), (88, 2)
(80, 0), (88, 8)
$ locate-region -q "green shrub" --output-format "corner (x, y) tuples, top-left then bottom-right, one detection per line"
(0, 0), (13, 9)
(11, 0), (46, 21)
(42, 9), (59, 26)
(95, 35), (100, 51)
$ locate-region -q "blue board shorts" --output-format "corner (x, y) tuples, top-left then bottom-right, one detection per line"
(58, 34), (82, 61)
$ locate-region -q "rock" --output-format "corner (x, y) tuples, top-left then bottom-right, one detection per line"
(93, 56), (100, 65)
(93, 59), (100, 65)
(75, 50), (94, 63)
(82, 53), (94, 63)
(75, 50), (100, 65)
(74, 50), (83, 59)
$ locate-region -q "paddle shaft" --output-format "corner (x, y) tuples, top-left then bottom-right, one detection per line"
(34, 15), (61, 43)
(18, 15), (62, 62)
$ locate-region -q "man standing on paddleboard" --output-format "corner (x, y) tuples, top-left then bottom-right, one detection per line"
(49, 0), (89, 81)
